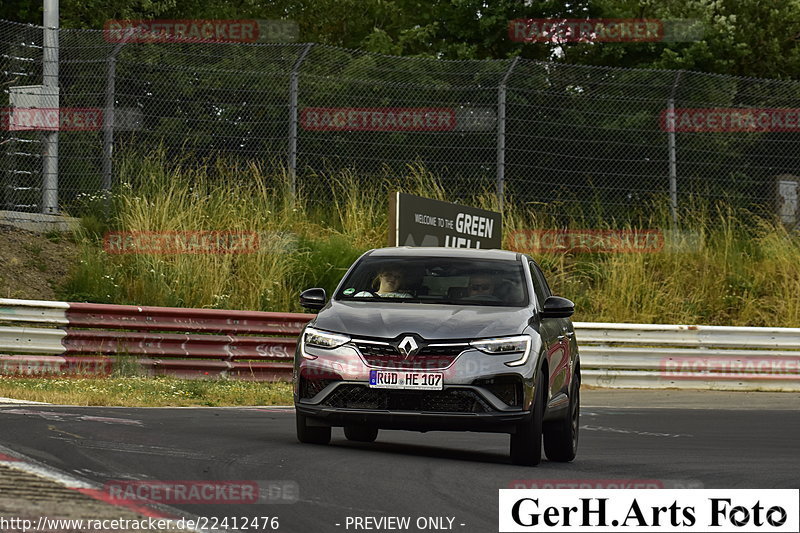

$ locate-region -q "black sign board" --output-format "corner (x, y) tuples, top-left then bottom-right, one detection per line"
(388, 192), (503, 249)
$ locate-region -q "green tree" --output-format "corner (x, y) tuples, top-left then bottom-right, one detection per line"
(6, 0), (799, 78)
(549, 0), (800, 79)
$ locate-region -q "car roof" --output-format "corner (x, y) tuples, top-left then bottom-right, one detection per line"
(367, 247), (521, 261)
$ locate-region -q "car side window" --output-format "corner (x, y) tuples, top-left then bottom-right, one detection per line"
(529, 261), (551, 309)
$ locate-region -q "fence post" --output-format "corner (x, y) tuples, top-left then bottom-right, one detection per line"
(496, 56), (519, 213)
(288, 43), (314, 200)
(102, 55), (116, 203)
(668, 71), (683, 226)
(41, 0), (59, 214)
(102, 37), (130, 215)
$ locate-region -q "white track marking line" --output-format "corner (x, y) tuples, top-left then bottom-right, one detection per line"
(0, 397), (50, 404)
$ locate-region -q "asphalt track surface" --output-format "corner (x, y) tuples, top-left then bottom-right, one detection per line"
(0, 390), (797, 533)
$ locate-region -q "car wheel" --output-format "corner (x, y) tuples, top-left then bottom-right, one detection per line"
(544, 370), (580, 462)
(510, 368), (544, 466)
(296, 412), (331, 445)
(344, 425), (379, 443)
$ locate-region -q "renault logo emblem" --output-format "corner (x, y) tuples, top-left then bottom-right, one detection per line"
(397, 336), (419, 357)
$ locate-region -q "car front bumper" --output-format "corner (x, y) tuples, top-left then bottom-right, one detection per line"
(295, 401), (531, 433)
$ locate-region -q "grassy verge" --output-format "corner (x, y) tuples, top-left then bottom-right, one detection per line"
(0, 376), (293, 407)
(60, 151), (800, 327)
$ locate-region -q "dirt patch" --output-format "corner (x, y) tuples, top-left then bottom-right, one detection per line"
(0, 224), (79, 301)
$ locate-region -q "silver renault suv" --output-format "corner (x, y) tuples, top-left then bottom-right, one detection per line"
(293, 247), (580, 466)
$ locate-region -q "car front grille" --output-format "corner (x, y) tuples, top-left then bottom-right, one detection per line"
(319, 385), (493, 413)
(353, 341), (468, 369)
(353, 342), (400, 357)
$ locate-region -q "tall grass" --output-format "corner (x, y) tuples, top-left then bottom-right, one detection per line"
(62, 152), (800, 327)
(530, 204), (800, 326)
(63, 153), (455, 312)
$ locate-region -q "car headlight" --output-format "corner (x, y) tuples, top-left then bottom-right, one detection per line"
(303, 326), (351, 349)
(470, 335), (531, 367)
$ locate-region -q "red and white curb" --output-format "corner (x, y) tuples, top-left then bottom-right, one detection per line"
(0, 443), (213, 532)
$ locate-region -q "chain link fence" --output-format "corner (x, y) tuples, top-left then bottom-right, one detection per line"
(2, 18), (800, 225)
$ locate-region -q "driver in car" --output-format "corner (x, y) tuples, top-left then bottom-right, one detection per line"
(355, 268), (412, 298)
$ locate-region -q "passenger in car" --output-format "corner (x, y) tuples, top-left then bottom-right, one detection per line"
(467, 274), (496, 298)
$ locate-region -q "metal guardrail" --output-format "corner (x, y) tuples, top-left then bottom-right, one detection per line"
(0, 298), (311, 380)
(1, 298), (798, 389)
(576, 322), (800, 348)
(575, 323), (800, 391)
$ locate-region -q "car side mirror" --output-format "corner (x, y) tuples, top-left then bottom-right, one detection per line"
(540, 295), (574, 318)
(299, 288), (327, 310)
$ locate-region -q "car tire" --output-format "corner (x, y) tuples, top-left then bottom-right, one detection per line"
(544, 370), (580, 462)
(510, 368), (545, 466)
(296, 412), (331, 445)
(344, 425), (379, 443)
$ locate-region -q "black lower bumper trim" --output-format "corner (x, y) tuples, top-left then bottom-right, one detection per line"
(295, 404), (530, 433)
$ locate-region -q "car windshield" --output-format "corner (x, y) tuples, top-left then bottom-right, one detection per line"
(335, 255), (528, 307)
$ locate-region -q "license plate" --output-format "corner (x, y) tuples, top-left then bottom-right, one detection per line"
(369, 370), (443, 390)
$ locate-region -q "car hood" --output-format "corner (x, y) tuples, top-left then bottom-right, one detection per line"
(312, 300), (531, 340)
